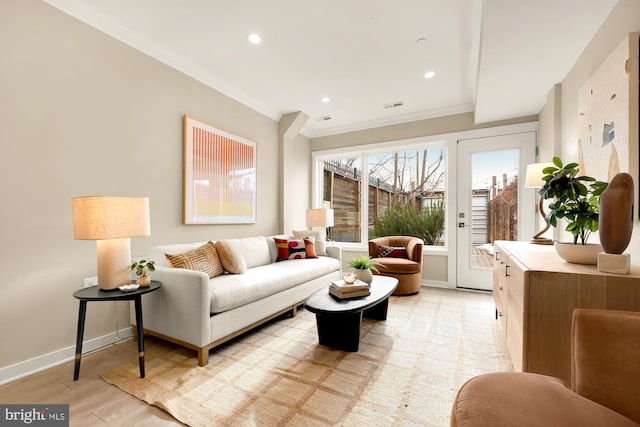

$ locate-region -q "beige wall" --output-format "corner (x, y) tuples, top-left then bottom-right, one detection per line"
(536, 84), (562, 240)
(0, 1), (285, 370)
(538, 0), (640, 248)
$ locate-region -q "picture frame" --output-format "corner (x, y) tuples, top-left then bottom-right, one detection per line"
(183, 115), (257, 224)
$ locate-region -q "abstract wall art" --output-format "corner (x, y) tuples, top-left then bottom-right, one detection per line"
(183, 115), (257, 224)
(577, 32), (639, 215)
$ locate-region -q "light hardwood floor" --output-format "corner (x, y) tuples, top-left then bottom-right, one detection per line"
(0, 338), (182, 426)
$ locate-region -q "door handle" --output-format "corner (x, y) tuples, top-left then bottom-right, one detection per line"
(458, 222), (467, 228)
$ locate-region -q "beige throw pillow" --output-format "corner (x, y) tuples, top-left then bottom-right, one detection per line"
(293, 229), (327, 256)
(165, 241), (224, 279)
(215, 240), (248, 274)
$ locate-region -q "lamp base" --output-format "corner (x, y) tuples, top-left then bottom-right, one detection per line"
(530, 237), (553, 245)
(96, 238), (132, 290)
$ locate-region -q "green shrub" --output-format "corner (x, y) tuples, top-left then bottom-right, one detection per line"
(370, 200), (445, 245)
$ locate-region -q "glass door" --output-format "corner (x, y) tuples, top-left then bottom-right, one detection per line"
(456, 132), (536, 290)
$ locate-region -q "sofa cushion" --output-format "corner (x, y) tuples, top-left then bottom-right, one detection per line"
(208, 256), (340, 313)
(293, 229), (327, 256)
(147, 241), (208, 267)
(373, 257), (421, 274)
(218, 236), (271, 269)
(215, 241), (247, 274)
(165, 241), (224, 279)
(378, 245), (408, 258)
(274, 237), (317, 261)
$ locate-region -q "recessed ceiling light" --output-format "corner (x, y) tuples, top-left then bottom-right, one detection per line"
(247, 33), (262, 44)
(424, 71), (435, 79)
(321, 96), (331, 103)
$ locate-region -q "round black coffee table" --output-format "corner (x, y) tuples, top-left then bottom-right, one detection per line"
(304, 275), (398, 351)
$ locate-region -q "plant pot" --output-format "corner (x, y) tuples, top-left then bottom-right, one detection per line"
(554, 241), (602, 265)
(355, 268), (373, 284)
(136, 276), (151, 286)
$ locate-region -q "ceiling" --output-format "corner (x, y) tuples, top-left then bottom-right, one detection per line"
(43, 0), (618, 138)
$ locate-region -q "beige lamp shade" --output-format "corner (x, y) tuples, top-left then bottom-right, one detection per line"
(306, 208), (334, 228)
(525, 162), (554, 188)
(72, 196), (150, 290)
(72, 196), (150, 239)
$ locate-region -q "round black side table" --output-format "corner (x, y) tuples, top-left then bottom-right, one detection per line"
(72, 280), (161, 381)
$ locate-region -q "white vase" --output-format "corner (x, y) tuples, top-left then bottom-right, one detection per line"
(355, 268), (373, 284)
(554, 241), (602, 265)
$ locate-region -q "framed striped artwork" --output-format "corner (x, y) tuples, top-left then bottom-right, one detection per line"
(183, 115), (257, 224)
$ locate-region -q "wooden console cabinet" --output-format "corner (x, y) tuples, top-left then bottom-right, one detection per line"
(493, 240), (640, 384)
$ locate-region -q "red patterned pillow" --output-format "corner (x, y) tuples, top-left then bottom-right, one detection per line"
(378, 245), (407, 258)
(274, 238), (317, 261)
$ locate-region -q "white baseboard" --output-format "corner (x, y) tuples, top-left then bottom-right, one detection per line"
(0, 328), (133, 386)
(422, 280), (453, 289)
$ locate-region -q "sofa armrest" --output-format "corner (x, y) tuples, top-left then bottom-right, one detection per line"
(368, 238), (385, 258)
(405, 239), (424, 264)
(131, 265), (211, 348)
(572, 309), (640, 423)
(326, 245), (342, 271)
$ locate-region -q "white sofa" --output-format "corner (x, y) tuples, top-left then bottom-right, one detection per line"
(131, 235), (341, 366)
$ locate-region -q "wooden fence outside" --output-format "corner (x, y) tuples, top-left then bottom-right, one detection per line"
(323, 162), (427, 242)
(323, 162), (517, 245)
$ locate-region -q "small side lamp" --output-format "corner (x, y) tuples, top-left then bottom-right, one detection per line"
(306, 208), (334, 239)
(72, 196), (150, 290)
(525, 163), (553, 245)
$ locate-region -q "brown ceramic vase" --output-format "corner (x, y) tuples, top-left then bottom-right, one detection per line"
(599, 173), (633, 254)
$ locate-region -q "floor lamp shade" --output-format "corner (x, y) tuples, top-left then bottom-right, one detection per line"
(72, 197), (150, 290)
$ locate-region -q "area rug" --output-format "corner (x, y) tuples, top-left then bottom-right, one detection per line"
(101, 287), (513, 426)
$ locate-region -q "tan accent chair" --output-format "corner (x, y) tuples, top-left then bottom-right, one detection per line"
(368, 236), (423, 296)
(450, 309), (640, 427)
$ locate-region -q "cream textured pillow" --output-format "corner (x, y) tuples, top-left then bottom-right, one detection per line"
(165, 241), (224, 279)
(293, 229), (327, 256)
(215, 240), (248, 274)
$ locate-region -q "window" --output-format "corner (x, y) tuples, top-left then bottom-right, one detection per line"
(322, 157), (362, 242)
(316, 143), (446, 246)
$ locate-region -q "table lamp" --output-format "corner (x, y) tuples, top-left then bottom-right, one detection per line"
(525, 162), (553, 245)
(306, 208), (334, 239)
(72, 196), (151, 290)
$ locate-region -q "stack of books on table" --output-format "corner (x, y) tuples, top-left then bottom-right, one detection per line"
(329, 279), (370, 299)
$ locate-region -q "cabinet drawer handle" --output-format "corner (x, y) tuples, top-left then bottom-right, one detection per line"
(498, 312), (504, 317)
(499, 286), (503, 291)
(505, 265), (510, 277)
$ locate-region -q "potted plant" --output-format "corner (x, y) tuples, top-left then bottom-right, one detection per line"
(538, 157), (608, 263)
(130, 259), (155, 286)
(348, 255), (384, 284)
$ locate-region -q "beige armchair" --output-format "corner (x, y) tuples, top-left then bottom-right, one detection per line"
(450, 309), (640, 426)
(368, 236), (423, 295)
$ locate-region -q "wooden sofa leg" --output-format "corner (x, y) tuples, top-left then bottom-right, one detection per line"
(198, 348), (209, 367)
